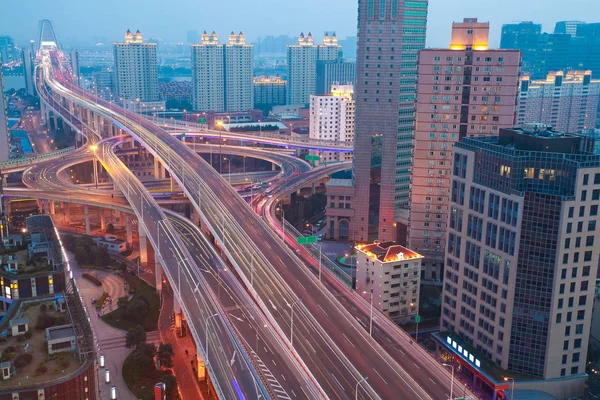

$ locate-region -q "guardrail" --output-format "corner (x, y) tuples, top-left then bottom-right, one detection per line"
(0, 146), (76, 171)
(283, 219), (355, 289)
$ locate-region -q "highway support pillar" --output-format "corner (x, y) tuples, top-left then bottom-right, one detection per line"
(125, 215), (133, 247)
(312, 182), (316, 195)
(155, 258), (162, 295)
(99, 209), (106, 232)
(196, 350), (206, 381)
(153, 158), (165, 180)
(63, 203), (70, 225)
(49, 200), (55, 216)
(42, 200), (49, 215)
(84, 205), (90, 236)
(139, 226), (148, 266)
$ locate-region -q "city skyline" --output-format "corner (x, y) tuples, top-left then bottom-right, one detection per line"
(1, 0), (599, 48)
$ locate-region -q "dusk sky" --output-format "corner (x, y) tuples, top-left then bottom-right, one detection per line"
(1, 0), (598, 48)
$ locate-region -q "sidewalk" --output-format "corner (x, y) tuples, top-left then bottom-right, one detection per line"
(158, 287), (205, 400)
(70, 254), (137, 400)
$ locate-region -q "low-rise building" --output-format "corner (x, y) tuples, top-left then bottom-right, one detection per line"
(9, 317), (28, 337)
(355, 241), (423, 321)
(45, 324), (77, 355)
(325, 178), (354, 241)
(93, 235), (127, 254)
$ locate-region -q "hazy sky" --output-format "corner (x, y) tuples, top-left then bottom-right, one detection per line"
(0, 0), (598, 48)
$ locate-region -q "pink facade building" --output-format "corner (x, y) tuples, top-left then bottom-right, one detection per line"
(408, 18), (521, 281)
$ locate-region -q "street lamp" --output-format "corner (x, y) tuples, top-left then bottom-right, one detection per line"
(356, 376), (368, 400)
(217, 268), (227, 300)
(363, 291), (373, 337)
(276, 202), (285, 241)
(504, 377), (515, 400)
(290, 298), (302, 347)
(442, 363), (454, 400)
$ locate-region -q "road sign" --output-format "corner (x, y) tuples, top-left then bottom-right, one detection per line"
(305, 155), (320, 161)
(297, 236), (317, 244)
(415, 315), (421, 324)
(197, 117), (207, 124)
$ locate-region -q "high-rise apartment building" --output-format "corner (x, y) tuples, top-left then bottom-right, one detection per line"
(70, 49), (80, 87)
(224, 32), (254, 112)
(517, 71), (600, 134)
(309, 84), (355, 163)
(286, 33), (341, 105)
(0, 65), (9, 162)
(440, 126), (598, 392)
(352, 0), (429, 243)
(21, 49), (35, 97)
(113, 30), (159, 102)
(409, 19), (521, 281)
(316, 59), (356, 95)
(191, 31), (224, 112)
(254, 76), (287, 108)
(191, 32), (254, 112)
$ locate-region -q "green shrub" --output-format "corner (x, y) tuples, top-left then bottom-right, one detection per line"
(14, 353), (33, 368)
(96, 292), (109, 310)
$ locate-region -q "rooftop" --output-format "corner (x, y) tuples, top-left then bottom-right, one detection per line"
(326, 178), (353, 188)
(356, 241), (422, 263)
(46, 324), (76, 341)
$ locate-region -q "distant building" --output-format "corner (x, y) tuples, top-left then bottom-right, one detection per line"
(315, 59), (356, 95)
(286, 32), (342, 105)
(0, 36), (15, 62)
(554, 21), (585, 37)
(159, 81), (192, 104)
(191, 31), (254, 112)
(253, 76), (287, 108)
(113, 30), (159, 102)
(355, 241), (422, 320)
(94, 235), (127, 254)
(70, 49), (80, 87)
(309, 84), (354, 163)
(517, 71), (600, 134)
(0, 64), (9, 162)
(438, 126), (600, 398)
(91, 68), (115, 100)
(186, 30), (200, 44)
(409, 18), (521, 281)
(501, 21), (600, 78)
(21, 49), (35, 97)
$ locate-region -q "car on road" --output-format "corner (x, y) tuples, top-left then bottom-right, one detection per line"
(317, 234), (323, 241)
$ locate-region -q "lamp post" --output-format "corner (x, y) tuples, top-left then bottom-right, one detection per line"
(504, 377), (515, 400)
(223, 157), (231, 185)
(363, 291), (373, 337)
(443, 363), (454, 400)
(277, 202), (285, 241)
(356, 376), (368, 400)
(290, 298), (302, 347)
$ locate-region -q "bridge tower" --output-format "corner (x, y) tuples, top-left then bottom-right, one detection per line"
(37, 19), (61, 52)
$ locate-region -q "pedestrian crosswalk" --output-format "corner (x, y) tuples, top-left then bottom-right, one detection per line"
(250, 350), (291, 400)
(99, 331), (160, 351)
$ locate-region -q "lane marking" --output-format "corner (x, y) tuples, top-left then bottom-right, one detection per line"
(373, 367), (388, 385)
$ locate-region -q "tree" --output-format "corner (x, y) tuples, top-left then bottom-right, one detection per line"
(159, 374), (179, 400)
(117, 296), (129, 310)
(91, 245), (110, 267)
(126, 297), (149, 324)
(74, 246), (88, 266)
(157, 343), (174, 369)
(62, 235), (77, 252)
(128, 347), (155, 381)
(106, 223), (115, 233)
(119, 262), (128, 274)
(125, 325), (146, 349)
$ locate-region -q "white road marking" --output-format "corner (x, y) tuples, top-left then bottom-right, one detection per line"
(413, 362), (421, 369)
(373, 367), (388, 385)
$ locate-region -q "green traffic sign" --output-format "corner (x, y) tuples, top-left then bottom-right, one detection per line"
(197, 117), (207, 124)
(297, 236), (317, 244)
(305, 155), (320, 161)
(415, 315), (421, 323)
